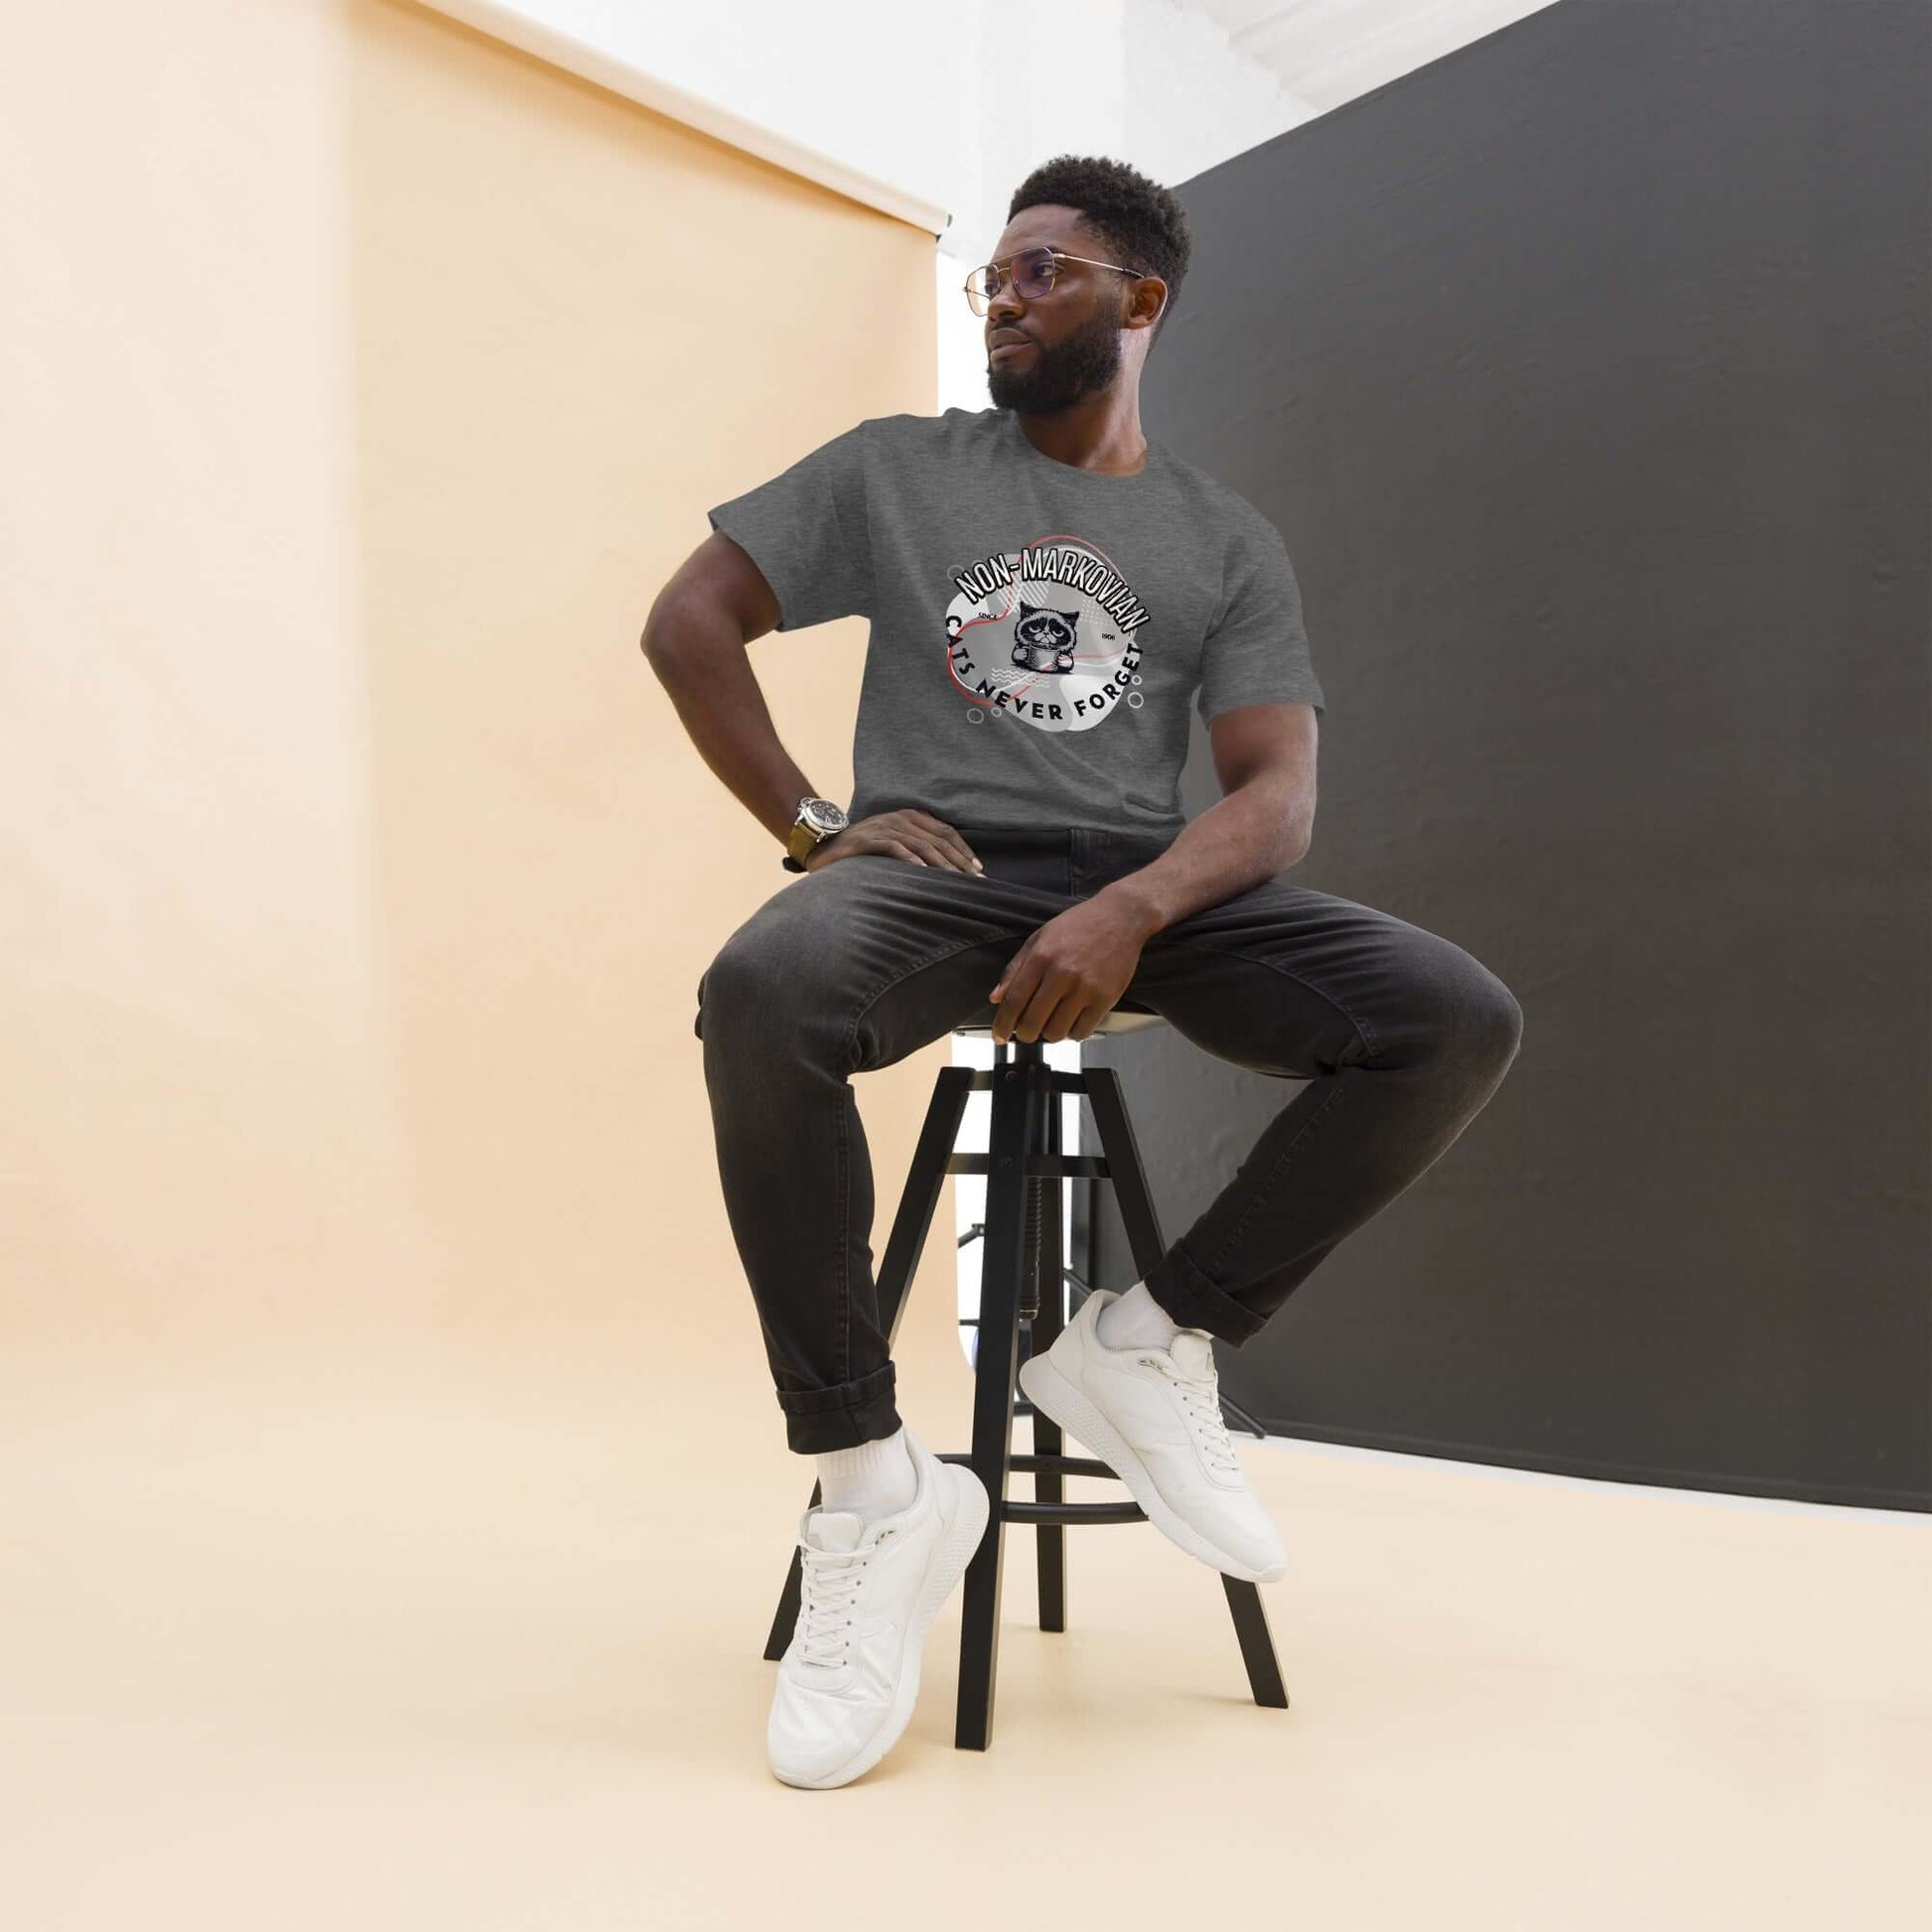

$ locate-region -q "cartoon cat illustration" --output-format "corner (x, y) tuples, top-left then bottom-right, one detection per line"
(1010, 599), (1080, 674)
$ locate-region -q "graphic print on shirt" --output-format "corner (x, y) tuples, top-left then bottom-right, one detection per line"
(942, 534), (1149, 734)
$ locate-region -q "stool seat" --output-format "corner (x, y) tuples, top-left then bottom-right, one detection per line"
(759, 1013), (1288, 1750)
(953, 1003), (1168, 1037)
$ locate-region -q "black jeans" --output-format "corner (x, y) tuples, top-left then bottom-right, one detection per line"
(695, 826), (1524, 1454)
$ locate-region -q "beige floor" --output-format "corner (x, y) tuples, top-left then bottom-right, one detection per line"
(2, 1316), (1927, 1932)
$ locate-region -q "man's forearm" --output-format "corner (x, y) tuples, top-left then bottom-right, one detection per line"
(641, 603), (818, 850)
(1093, 776), (1311, 938)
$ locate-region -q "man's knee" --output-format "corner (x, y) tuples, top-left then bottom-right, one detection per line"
(693, 930), (776, 1044)
(1393, 936), (1524, 1074)
(695, 911), (848, 1053)
(1479, 972), (1525, 1066)
(1447, 956), (1524, 1074)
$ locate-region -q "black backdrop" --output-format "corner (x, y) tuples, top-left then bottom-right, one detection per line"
(1081, 0), (1930, 1510)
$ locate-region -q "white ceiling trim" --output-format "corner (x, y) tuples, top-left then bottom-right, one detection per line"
(423, 0), (954, 237)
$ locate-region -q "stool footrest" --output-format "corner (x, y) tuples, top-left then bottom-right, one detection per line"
(1003, 1498), (1148, 1526)
(934, 1449), (1150, 1526)
(935, 1449), (1113, 1480)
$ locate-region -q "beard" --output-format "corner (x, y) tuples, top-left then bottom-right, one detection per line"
(987, 305), (1125, 414)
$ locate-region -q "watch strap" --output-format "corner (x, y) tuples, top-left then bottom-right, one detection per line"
(783, 813), (825, 873)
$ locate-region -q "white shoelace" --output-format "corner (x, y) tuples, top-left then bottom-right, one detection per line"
(796, 1529), (894, 1669)
(1142, 1357), (1244, 1479)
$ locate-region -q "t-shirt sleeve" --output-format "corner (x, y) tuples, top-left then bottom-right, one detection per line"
(705, 420), (875, 632)
(1196, 514), (1326, 724)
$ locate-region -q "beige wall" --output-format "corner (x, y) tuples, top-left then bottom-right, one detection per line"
(0, 0), (941, 1357)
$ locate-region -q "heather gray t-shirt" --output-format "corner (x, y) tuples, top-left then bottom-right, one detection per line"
(706, 405), (1325, 839)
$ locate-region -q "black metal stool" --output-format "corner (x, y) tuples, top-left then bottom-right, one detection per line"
(759, 1000), (1290, 1750)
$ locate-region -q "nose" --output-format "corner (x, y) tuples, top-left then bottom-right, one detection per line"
(986, 281), (1027, 329)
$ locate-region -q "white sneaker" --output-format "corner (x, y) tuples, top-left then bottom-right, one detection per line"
(1018, 1289), (1286, 1583)
(766, 1425), (990, 1789)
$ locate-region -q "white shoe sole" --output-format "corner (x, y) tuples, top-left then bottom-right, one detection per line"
(772, 1459), (991, 1789)
(1019, 1352), (1283, 1584)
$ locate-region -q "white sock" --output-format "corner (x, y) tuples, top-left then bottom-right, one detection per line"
(815, 1426), (916, 1522)
(1097, 1279), (1199, 1351)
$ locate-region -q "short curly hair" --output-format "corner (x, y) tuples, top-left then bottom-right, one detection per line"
(1005, 154), (1192, 353)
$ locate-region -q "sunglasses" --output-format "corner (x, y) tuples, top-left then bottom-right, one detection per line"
(964, 245), (1147, 316)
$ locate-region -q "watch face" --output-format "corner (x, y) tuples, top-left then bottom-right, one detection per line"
(803, 800), (848, 833)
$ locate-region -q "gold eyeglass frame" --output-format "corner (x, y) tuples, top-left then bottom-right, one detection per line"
(964, 245), (1150, 315)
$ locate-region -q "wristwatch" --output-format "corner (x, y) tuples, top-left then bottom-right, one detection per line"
(782, 795), (850, 873)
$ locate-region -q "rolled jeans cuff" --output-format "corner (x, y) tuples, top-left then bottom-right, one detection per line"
(1141, 1241), (1269, 1345)
(775, 1361), (902, 1454)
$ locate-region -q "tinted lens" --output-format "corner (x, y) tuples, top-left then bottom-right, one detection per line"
(1013, 248), (1056, 297)
(968, 248), (1056, 312)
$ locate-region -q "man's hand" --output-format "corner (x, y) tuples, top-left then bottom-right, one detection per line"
(805, 809), (984, 876)
(987, 896), (1153, 1044)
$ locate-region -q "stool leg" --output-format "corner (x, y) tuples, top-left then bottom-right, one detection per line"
(1081, 1063), (1292, 1712)
(954, 1051), (1040, 1750)
(1220, 1573), (1290, 1708)
(1030, 1093), (1068, 1634)
(761, 1066), (977, 1663)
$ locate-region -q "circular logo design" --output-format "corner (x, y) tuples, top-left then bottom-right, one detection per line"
(943, 536), (1148, 734)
